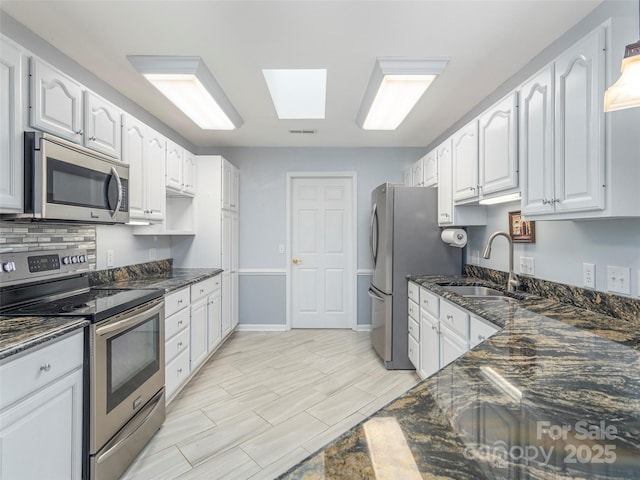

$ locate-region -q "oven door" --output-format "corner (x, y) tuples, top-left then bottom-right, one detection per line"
(90, 297), (164, 453)
(29, 132), (129, 223)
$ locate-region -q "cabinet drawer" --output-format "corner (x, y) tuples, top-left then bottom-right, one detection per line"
(191, 276), (220, 303)
(408, 282), (420, 304)
(165, 349), (190, 401)
(165, 327), (190, 364)
(408, 334), (419, 369)
(165, 287), (190, 317)
(165, 306), (190, 340)
(470, 316), (500, 349)
(440, 324), (468, 368)
(440, 300), (469, 340)
(408, 299), (419, 321)
(408, 316), (419, 341)
(419, 287), (439, 317)
(0, 331), (83, 409)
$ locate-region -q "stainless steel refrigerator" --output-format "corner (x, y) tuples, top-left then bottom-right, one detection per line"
(368, 183), (462, 369)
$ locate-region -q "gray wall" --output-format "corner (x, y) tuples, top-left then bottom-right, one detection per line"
(210, 147), (425, 326)
(466, 203), (640, 297)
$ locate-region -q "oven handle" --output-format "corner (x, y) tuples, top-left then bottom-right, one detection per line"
(96, 299), (163, 337)
(96, 388), (165, 463)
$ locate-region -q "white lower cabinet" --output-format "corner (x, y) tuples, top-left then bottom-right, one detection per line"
(0, 331), (84, 480)
(409, 281), (500, 380)
(164, 275), (225, 404)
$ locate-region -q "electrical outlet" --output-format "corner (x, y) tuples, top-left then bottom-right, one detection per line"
(149, 248), (156, 261)
(470, 250), (480, 264)
(607, 266), (630, 295)
(583, 263), (595, 289)
(106, 249), (114, 267)
(279, 244), (285, 254)
(520, 257), (535, 276)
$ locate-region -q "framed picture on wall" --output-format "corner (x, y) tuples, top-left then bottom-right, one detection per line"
(509, 210), (535, 243)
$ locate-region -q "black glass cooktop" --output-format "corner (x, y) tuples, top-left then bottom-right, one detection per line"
(0, 287), (163, 322)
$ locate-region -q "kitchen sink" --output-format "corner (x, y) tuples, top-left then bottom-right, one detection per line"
(440, 285), (505, 298)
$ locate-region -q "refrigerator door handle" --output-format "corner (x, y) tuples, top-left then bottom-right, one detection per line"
(369, 203), (378, 267)
(367, 287), (384, 301)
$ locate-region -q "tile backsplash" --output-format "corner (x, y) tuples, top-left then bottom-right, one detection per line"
(0, 221), (97, 269)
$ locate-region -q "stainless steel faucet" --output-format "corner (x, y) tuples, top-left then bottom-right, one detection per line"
(482, 231), (520, 292)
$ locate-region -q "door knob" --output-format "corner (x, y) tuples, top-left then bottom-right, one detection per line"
(292, 258), (302, 264)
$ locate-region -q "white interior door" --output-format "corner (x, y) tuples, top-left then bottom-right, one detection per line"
(289, 175), (355, 329)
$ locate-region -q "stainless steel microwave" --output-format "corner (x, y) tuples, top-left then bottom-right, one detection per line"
(3, 132), (129, 224)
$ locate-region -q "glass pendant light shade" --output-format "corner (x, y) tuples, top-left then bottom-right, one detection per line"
(604, 41), (640, 112)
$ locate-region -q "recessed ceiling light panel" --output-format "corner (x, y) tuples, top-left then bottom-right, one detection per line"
(262, 69), (327, 119)
(356, 57), (449, 130)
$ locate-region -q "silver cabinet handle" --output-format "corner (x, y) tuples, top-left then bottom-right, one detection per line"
(89, 135), (96, 141)
(478, 334), (486, 341)
(75, 130), (83, 136)
(40, 364), (51, 372)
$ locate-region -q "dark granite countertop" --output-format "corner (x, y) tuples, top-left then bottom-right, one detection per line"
(1, 266), (223, 361)
(0, 316), (88, 361)
(94, 268), (224, 293)
(281, 275), (640, 479)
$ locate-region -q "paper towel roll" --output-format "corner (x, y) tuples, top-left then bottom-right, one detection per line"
(441, 228), (467, 248)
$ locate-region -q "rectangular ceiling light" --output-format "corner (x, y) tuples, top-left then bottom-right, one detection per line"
(262, 69), (326, 119)
(127, 55), (243, 130)
(356, 57), (449, 130)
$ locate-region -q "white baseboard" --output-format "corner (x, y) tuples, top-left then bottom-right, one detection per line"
(236, 324), (288, 332)
(355, 324), (372, 332)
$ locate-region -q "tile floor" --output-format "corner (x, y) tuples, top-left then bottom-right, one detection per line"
(122, 329), (420, 480)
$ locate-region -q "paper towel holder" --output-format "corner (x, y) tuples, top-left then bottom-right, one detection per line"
(508, 210), (536, 243)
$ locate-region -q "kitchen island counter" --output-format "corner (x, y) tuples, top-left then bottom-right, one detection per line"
(281, 275), (640, 479)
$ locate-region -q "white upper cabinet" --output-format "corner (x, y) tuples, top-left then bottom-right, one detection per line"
(402, 166), (412, 186)
(452, 120), (479, 202)
(0, 37), (25, 213)
(30, 57), (121, 159)
(478, 92), (518, 197)
(411, 157), (424, 186)
(122, 114), (165, 223)
(422, 149), (438, 187)
(553, 26), (605, 214)
(520, 65), (555, 216)
(222, 158), (239, 211)
(437, 139), (453, 225)
(166, 140), (184, 193)
(166, 140), (196, 197)
(30, 57), (83, 143)
(83, 91), (122, 158)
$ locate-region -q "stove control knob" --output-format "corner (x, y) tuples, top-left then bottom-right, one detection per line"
(71, 256), (79, 264)
(79, 255), (87, 263)
(62, 256), (71, 265)
(2, 262), (16, 273)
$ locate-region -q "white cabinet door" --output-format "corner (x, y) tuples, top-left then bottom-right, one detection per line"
(182, 150), (196, 196)
(222, 159), (232, 210)
(221, 273), (232, 337)
(440, 325), (468, 368)
(419, 311), (440, 379)
(30, 57), (83, 143)
(207, 290), (222, 351)
(231, 272), (239, 330)
(452, 120), (479, 202)
(520, 65), (555, 216)
(403, 166), (412, 186)
(166, 140), (183, 193)
(554, 26), (605, 214)
(222, 210), (232, 272)
(145, 129), (166, 222)
(122, 114), (146, 220)
(479, 92), (518, 196)
(190, 297), (208, 370)
(0, 38), (24, 213)
(0, 368), (83, 480)
(231, 165), (239, 211)
(411, 158), (424, 187)
(469, 316), (500, 349)
(437, 138), (453, 225)
(423, 150), (438, 187)
(83, 91), (121, 158)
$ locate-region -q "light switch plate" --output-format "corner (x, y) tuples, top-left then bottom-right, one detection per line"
(607, 266), (630, 295)
(583, 263), (595, 289)
(519, 257), (535, 276)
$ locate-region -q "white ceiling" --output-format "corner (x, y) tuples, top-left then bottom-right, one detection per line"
(1, 0), (603, 148)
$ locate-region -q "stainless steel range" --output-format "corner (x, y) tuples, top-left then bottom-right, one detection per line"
(0, 248), (166, 480)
